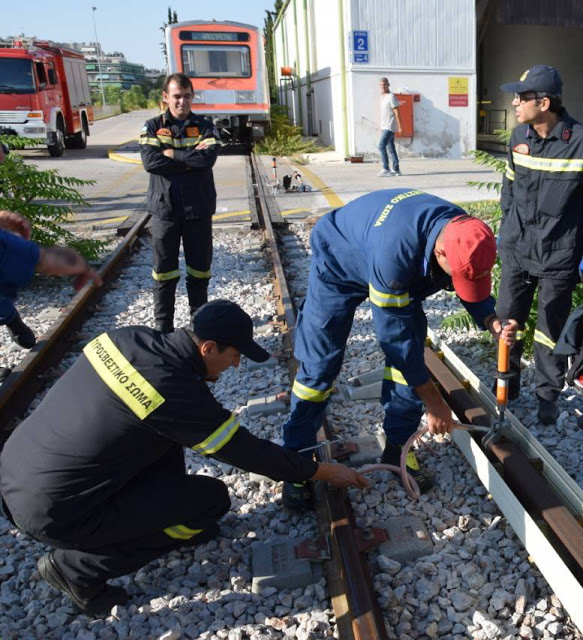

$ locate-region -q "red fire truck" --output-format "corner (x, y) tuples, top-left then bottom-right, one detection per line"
(0, 39), (93, 157)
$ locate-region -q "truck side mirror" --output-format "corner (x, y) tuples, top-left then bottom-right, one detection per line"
(48, 68), (57, 85)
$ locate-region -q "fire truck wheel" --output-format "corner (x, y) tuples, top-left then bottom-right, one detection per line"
(66, 124), (88, 150)
(48, 120), (65, 157)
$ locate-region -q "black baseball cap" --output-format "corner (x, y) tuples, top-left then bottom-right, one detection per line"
(192, 299), (270, 362)
(500, 65), (562, 96)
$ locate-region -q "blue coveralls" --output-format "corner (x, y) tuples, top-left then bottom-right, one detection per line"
(0, 230), (39, 325)
(282, 189), (495, 452)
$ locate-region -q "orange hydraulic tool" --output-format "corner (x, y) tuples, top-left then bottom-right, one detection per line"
(483, 322), (511, 449)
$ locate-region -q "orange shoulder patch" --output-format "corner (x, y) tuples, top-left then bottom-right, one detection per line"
(513, 143), (530, 155)
(156, 128), (172, 137)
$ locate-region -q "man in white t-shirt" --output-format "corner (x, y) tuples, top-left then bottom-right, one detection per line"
(378, 77), (402, 177)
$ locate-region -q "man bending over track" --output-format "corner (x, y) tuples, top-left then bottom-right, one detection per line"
(0, 300), (368, 617)
(281, 189), (517, 511)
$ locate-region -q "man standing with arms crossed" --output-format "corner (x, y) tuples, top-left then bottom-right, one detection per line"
(378, 77), (402, 177)
(497, 65), (583, 424)
(140, 73), (220, 334)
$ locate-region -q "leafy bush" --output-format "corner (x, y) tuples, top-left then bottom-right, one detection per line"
(0, 136), (107, 261)
(256, 105), (324, 156)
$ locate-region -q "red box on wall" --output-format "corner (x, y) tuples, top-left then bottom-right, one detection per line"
(394, 94), (419, 138)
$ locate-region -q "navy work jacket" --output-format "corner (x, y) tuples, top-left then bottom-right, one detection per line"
(311, 189), (495, 387)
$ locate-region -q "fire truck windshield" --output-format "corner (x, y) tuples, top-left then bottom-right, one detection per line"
(0, 59), (36, 94)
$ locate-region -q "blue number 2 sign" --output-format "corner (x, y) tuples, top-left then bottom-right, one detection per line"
(353, 31), (369, 63)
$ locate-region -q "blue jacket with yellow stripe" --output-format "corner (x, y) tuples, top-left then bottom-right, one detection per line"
(311, 189), (495, 387)
(0, 327), (317, 535)
(140, 110), (220, 220)
(500, 109), (583, 279)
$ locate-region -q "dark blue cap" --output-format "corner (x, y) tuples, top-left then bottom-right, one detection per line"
(500, 65), (562, 96)
(192, 299), (270, 362)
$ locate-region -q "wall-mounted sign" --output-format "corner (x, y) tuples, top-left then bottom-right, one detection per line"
(448, 76), (469, 107)
(352, 31), (369, 63)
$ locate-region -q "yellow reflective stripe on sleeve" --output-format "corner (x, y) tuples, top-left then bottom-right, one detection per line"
(505, 162), (515, 181)
(163, 524), (203, 540)
(186, 265), (211, 279)
(292, 380), (333, 402)
(83, 334), (165, 420)
(156, 134), (175, 145)
(383, 366), (408, 385)
(534, 329), (556, 349)
(139, 137), (161, 147)
(368, 284), (410, 308)
(516, 330), (524, 341)
(152, 269), (180, 282)
(512, 152), (583, 173)
(191, 413), (240, 455)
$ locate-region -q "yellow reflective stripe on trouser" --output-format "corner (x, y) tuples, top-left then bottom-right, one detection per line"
(191, 413), (240, 455)
(83, 334), (165, 419)
(505, 161), (515, 181)
(383, 366), (408, 385)
(163, 524), (203, 540)
(139, 137), (161, 147)
(534, 329), (556, 349)
(368, 284), (410, 308)
(292, 380), (333, 402)
(405, 450), (420, 471)
(186, 265), (211, 279)
(516, 330), (524, 341)
(152, 269), (180, 282)
(512, 152), (583, 173)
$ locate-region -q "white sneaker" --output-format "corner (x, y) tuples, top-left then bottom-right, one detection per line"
(391, 169), (402, 176)
(377, 169), (393, 177)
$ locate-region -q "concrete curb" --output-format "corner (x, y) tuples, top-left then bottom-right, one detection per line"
(108, 138), (142, 165)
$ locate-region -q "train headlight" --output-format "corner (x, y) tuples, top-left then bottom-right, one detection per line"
(235, 91), (255, 104)
(192, 92), (205, 103)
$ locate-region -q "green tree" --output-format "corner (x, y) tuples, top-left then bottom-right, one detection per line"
(121, 86), (147, 112)
(160, 6), (179, 72)
(0, 136), (106, 261)
(264, 0), (284, 104)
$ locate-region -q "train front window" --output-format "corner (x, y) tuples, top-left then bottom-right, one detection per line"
(181, 45), (251, 78)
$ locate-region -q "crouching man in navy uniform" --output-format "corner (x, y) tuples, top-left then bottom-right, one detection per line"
(0, 300), (368, 617)
(281, 189), (517, 510)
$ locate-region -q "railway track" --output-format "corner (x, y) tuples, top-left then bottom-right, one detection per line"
(1, 153), (582, 639)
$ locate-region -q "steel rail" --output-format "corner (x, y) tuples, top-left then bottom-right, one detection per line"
(248, 154), (388, 640)
(0, 211), (150, 444)
(424, 340), (583, 632)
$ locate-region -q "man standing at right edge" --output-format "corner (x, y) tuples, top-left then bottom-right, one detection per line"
(378, 77), (402, 177)
(497, 65), (583, 424)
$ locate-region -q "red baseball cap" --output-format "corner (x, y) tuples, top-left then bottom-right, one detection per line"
(442, 216), (496, 303)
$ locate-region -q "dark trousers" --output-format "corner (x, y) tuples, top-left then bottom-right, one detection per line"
(496, 264), (575, 402)
(150, 215), (213, 325)
(23, 447), (230, 590)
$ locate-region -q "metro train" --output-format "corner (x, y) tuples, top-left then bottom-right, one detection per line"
(165, 20), (270, 142)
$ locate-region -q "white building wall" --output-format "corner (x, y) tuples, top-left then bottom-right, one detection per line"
(273, 0), (476, 158)
(351, 72), (476, 158)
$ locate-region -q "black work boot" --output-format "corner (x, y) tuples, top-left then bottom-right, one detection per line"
(381, 441), (434, 493)
(155, 321), (174, 334)
(37, 552), (128, 618)
(537, 399), (559, 425)
(154, 280), (178, 334)
(282, 481), (315, 512)
(5, 312), (36, 349)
